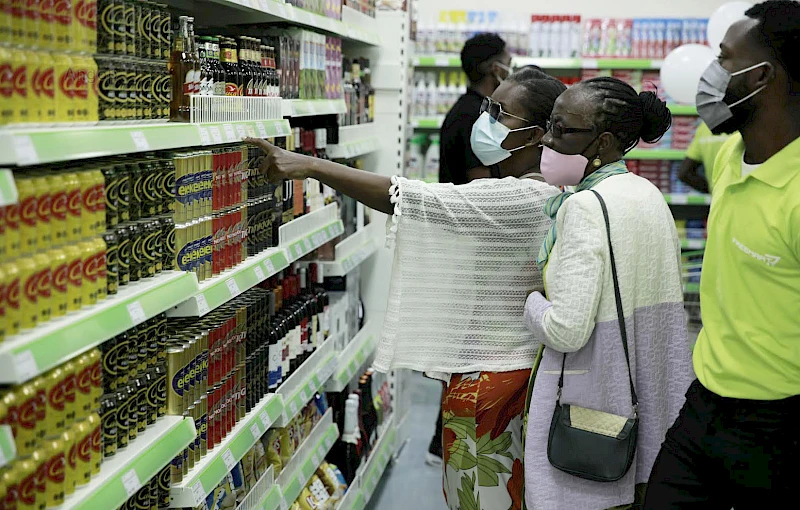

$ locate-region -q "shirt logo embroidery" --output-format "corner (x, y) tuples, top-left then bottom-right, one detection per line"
(732, 237), (781, 266)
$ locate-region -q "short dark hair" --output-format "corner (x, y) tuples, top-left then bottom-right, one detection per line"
(578, 77), (672, 152)
(461, 33), (506, 83)
(745, 0), (800, 90)
(505, 67), (567, 128)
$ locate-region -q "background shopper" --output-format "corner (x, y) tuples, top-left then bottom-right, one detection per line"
(645, 2), (800, 507)
(678, 121), (732, 193)
(523, 77), (695, 510)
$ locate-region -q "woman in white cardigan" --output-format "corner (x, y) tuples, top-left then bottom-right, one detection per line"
(523, 77), (696, 509)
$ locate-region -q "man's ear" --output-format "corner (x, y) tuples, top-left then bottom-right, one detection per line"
(526, 125), (546, 147)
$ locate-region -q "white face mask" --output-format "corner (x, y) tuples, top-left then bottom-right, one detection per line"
(470, 111), (538, 166)
(494, 62), (512, 83)
(696, 60), (769, 132)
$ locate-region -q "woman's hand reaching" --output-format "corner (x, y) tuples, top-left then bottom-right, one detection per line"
(244, 137), (316, 182)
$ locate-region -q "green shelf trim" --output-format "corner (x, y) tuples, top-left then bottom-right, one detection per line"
(287, 100), (347, 117)
(0, 425), (17, 468)
(328, 334), (376, 391)
(625, 149), (686, 160)
(178, 395), (284, 507)
(411, 118), (443, 129)
(0, 272), (199, 385)
(361, 425), (396, 496)
(0, 169), (18, 206)
(414, 55), (462, 67)
(283, 353), (336, 422)
(681, 239), (707, 250)
(664, 193), (712, 205)
(286, 221), (345, 262)
(281, 424), (339, 506)
(68, 417), (196, 510)
(258, 484), (283, 510)
(594, 58), (661, 69)
(684, 282), (700, 293)
(667, 104), (698, 116)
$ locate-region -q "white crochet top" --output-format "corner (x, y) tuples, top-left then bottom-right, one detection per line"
(374, 176), (559, 380)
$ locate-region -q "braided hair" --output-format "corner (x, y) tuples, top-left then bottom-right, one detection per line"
(506, 67), (568, 128)
(579, 77), (672, 153)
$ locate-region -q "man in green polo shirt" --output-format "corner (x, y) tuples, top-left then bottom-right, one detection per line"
(645, 1), (800, 508)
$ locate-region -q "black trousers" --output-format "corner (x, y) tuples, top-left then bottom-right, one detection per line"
(644, 379), (800, 509)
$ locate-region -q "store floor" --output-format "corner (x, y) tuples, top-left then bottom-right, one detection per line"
(368, 372), (449, 510)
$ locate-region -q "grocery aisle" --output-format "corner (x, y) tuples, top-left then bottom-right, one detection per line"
(368, 372), (449, 510)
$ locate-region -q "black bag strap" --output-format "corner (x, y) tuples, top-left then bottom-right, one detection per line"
(556, 190), (638, 412)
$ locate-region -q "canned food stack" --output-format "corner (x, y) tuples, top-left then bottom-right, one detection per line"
(115, 466), (171, 510)
(0, 349), (103, 508)
(96, 0), (172, 122)
(0, 168), (108, 341)
(246, 145), (282, 257)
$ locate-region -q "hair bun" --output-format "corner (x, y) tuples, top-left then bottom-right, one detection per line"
(638, 91), (672, 144)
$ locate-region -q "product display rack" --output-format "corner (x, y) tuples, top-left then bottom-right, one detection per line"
(283, 99), (348, 118)
(0, 425), (16, 469)
(324, 322), (379, 393)
(64, 416), (197, 510)
(326, 124), (383, 160)
(414, 55), (671, 70)
(318, 223), (380, 277)
(275, 338), (338, 427)
(235, 465), (281, 510)
(0, 168), (17, 206)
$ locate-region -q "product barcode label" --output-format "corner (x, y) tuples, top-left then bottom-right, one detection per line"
(209, 126), (224, 144)
(289, 400), (299, 416)
(196, 294), (210, 315)
(303, 238), (313, 251)
(121, 469), (142, 497)
(254, 266), (266, 281)
(127, 301), (147, 326)
(264, 259), (275, 274)
(259, 410), (271, 428)
(327, 225), (337, 237)
(299, 388), (309, 402)
(255, 121), (269, 138)
(225, 278), (241, 297)
(235, 124), (248, 139)
(13, 135), (39, 165)
(250, 423), (261, 441)
(222, 449), (236, 470)
(191, 482), (206, 505)
(198, 127), (211, 145)
(294, 244), (303, 258)
(311, 451), (320, 466)
(130, 131), (150, 151)
(223, 124), (237, 142)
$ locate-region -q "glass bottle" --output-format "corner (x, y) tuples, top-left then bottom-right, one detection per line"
(168, 16), (192, 122)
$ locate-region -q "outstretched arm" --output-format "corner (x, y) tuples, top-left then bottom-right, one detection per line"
(245, 137), (394, 214)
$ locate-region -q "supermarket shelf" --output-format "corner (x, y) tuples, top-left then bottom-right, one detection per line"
(275, 338), (337, 427)
(625, 149), (686, 160)
(668, 105), (698, 116)
(277, 409), (339, 508)
(681, 238), (707, 250)
(320, 224), (379, 277)
(0, 119), (291, 167)
(324, 322), (378, 393)
(412, 54), (462, 67)
(0, 425), (16, 469)
(664, 193), (712, 205)
(409, 117), (444, 129)
(168, 249), (290, 317)
(279, 203), (345, 263)
(0, 168), (18, 205)
(235, 465), (281, 510)
(170, 395), (284, 508)
(283, 99), (347, 118)
(684, 282), (700, 293)
(63, 416), (196, 510)
(327, 124), (382, 159)
(415, 56), (668, 70)
(0, 271), (199, 385)
(335, 416), (397, 510)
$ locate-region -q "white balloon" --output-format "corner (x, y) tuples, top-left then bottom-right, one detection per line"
(707, 1), (753, 53)
(660, 44), (716, 105)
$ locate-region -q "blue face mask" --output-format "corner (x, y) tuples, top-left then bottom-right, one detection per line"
(470, 112), (538, 166)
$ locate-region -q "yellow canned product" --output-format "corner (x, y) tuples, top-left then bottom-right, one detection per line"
(23, 49), (42, 125)
(16, 456), (41, 510)
(15, 381), (39, 456)
(31, 175), (52, 248)
(88, 348), (102, 412)
(9, 0), (24, 46)
(86, 169), (106, 236)
(76, 170), (94, 240)
(16, 175), (37, 256)
(69, 0), (85, 53)
(46, 173), (68, 246)
(73, 419), (92, 487)
(22, 0), (39, 48)
(35, 51), (56, 125)
(74, 353), (93, 417)
(86, 54), (98, 123)
(61, 244), (83, 312)
(37, 0), (55, 49)
(39, 436), (66, 509)
(32, 374), (48, 443)
(10, 44), (30, 125)
(92, 237), (108, 301)
(32, 447), (51, 510)
(32, 252), (52, 325)
(61, 359), (77, 426)
(85, 413), (101, 476)
(77, 241), (97, 306)
(52, 52), (75, 124)
(44, 366), (67, 434)
(0, 462), (22, 510)
(17, 256), (38, 330)
(63, 172), (82, 242)
(0, 45), (14, 126)
(72, 54), (96, 124)
(60, 426), (76, 497)
(53, 0), (71, 51)
(49, 247), (68, 318)
(0, 0), (11, 47)
(0, 264), (7, 342)
(1, 261), (21, 336)
(4, 201), (21, 258)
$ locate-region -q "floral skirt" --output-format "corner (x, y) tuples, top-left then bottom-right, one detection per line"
(441, 369), (531, 510)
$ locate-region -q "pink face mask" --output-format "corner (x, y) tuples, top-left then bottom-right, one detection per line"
(540, 145), (589, 186)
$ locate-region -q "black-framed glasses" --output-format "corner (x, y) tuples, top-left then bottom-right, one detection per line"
(546, 119), (595, 138)
(480, 97), (531, 123)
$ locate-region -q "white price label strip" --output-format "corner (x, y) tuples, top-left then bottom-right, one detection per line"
(209, 126), (224, 144)
(235, 124), (248, 139)
(325, 435), (334, 450)
(289, 400), (298, 416)
(264, 259), (275, 274)
(130, 131), (150, 151)
(13, 135), (39, 165)
(255, 121), (269, 138)
(191, 482), (207, 506)
(299, 389), (309, 402)
(259, 410), (271, 428)
(127, 301), (146, 325)
(311, 451), (320, 467)
(196, 294), (210, 315)
(222, 449), (236, 470)
(223, 124), (237, 142)
(225, 278), (241, 297)
(13, 351), (37, 380)
(250, 423), (261, 440)
(254, 266), (266, 281)
(198, 127), (211, 145)
(121, 469), (142, 497)
(303, 238), (313, 251)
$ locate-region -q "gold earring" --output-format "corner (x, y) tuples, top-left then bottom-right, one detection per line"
(592, 156), (602, 168)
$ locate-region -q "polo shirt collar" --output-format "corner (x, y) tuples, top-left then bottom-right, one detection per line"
(737, 136), (800, 189)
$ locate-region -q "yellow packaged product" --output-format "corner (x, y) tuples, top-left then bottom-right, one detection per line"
(263, 429), (282, 474)
(296, 488), (318, 510)
(280, 426), (293, 468)
(252, 435), (267, 480)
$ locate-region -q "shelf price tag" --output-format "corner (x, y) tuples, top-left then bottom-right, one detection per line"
(130, 131), (150, 151)
(222, 449), (236, 470)
(196, 294), (210, 315)
(13, 351), (37, 381)
(325, 435), (334, 450)
(235, 124), (248, 139)
(250, 422), (262, 441)
(294, 244), (303, 259)
(307, 102), (317, 115)
(191, 482), (207, 506)
(13, 135), (39, 166)
(259, 410), (271, 428)
(264, 258), (275, 274)
(255, 121), (269, 138)
(311, 451), (320, 467)
(254, 266), (266, 281)
(225, 278), (241, 298)
(327, 225), (337, 238)
(303, 238), (313, 252)
(299, 388), (309, 403)
(209, 126), (224, 144)
(127, 301), (147, 326)
(289, 400), (299, 417)
(223, 124), (237, 142)
(198, 127), (211, 145)
(121, 469), (142, 497)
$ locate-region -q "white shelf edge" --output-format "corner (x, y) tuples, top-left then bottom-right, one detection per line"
(323, 321), (378, 393)
(275, 338), (337, 427)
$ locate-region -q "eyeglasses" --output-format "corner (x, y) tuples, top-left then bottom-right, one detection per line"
(546, 119), (595, 138)
(480, 97), (531, 123)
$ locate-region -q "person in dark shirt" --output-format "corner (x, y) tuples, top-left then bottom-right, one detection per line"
(439, 33), (511, 184)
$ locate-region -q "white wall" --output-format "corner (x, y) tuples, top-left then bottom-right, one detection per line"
(415, 0), (733, 21)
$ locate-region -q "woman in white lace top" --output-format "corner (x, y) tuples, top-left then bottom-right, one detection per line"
(247, 68), (563, 510)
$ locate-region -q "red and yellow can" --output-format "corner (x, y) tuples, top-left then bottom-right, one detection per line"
(33, 252), (52, 325)
(32, 374), (48, 442)
(62, 244), (82, 312)
(53, 52), (76, 124)
(49, 247), (68, 318)
(17, 256), (38, 330)
(46, 173), (68, 246)
(0, 261), (20, 337)
(63, 172), (82, 243)
(86, 413), (101, 475)
(4, 201), (20, 259)
(16, 456), (42, 510)
(91, 236), (107, 302)
(73, 418), (92, 487)
(10, 45), (30, 125)
(14, 381), (39, 456)
(0, 462), (22, 510)
(16, 175), (37, 256)
(78, 240), (98, 306)
(39, 436), (66, 509)
(45, 366), (67, 433)
(62, 359), (77, 426)
(61, 425), (76, 497)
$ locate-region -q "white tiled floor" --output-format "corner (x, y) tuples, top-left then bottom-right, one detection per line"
(367, 372), (449, 510)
